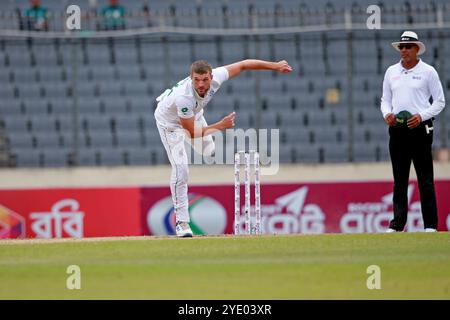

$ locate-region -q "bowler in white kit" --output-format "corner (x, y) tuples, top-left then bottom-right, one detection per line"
(154, 59), (292, 237)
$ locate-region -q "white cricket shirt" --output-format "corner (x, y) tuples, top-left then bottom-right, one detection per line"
(154, 67), (229, 129)
(380, 59), (445, 121)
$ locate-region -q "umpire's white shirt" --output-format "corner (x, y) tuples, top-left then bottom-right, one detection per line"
(380, 59), (445, 121)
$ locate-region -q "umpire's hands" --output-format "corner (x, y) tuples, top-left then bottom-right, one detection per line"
(407, 114), (422, 129)
(384, 113), (397, 126)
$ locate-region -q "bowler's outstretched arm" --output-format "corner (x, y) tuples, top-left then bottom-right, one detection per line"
(224, 59), (292, 79)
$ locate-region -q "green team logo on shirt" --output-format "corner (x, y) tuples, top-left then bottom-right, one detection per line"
(181, 107), (189, 114)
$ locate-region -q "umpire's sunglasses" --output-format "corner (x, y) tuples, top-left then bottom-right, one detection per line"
(398, 44), (415, 50)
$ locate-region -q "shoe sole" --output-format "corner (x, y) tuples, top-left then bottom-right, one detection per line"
(177, 233), (193, 238)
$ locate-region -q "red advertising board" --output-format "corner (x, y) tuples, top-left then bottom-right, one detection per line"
(141, 186), (235, 236)
(141, 180), (450, 236)
(1, 180), (449, 239)
(0, 188), (142, 239)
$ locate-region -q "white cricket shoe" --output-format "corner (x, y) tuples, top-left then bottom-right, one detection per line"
(425, 228), (437, 232)
(176, 221), (193, 238)
(386, 228), (398, 233)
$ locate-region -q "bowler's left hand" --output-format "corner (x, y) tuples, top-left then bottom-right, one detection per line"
(407, 114), (422, 129)
(275, 60), (293, 73)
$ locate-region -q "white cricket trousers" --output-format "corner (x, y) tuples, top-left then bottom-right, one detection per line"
(156, 116), (215, 223)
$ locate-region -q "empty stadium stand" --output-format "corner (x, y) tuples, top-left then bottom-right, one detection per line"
(0, 0), (449, 167)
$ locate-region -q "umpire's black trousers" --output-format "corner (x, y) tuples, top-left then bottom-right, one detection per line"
(388, 119), (438, 231)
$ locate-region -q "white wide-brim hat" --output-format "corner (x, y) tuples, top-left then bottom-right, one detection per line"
(391, 31), (426, 55)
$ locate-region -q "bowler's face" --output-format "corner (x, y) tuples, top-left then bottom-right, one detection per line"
(191, 72), (212, 98)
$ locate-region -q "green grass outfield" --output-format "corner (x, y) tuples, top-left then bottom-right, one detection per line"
(1, 233), (449, 299)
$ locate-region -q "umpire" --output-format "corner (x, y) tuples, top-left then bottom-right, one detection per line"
(380, 31), (446, 232)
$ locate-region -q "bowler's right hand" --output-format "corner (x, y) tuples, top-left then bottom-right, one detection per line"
(220, 112), (236, 129)
(384, 113), (397, 126)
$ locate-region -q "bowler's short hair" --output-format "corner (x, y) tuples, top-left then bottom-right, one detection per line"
(191, 60), (212, 75)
